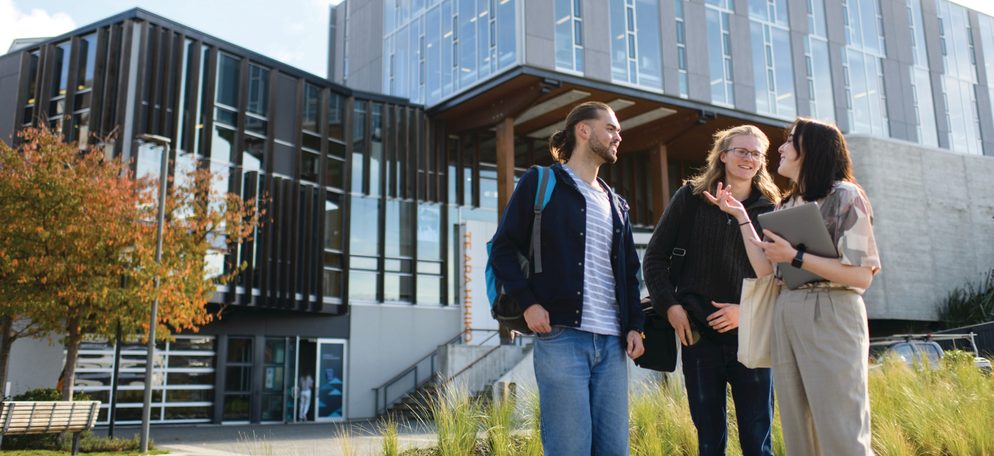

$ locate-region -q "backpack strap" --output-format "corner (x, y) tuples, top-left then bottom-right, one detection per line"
(530, 166), (556, 274)
(669, 184), (701, 285)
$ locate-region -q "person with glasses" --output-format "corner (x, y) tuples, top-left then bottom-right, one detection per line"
(643, 125), (780, 455)
(709, 118), (880, 455)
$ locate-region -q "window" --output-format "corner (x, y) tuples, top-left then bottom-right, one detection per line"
(22, 50), (40, 126)
(383, 0), (516, 105)
(417, 203), (444, 304)
(324, 194), (345, 300)
(805, 0), (835, 122)
(555, 0), (584, 72)
(245, 64), (269, 136)
(351, 101), (367, 193)
(907, 0), (938, 147)
(47, 41), (71, 133)
(610, 0), (663, 90)
(71, 34), (97, 146)
(301, 84), (321, 183)
(750, 0), (795, 118)
(706, 0), (735, 106)
(675, 0), (689, 97)
(842, 0), (889, 136)
(349, 196), (380, 301)
(384, 199), (415, 302)
(224, 337), (253, 422)
(74, 336), (216, 424)
(980, 14), (994, 154)
(936, 0), (982, 154)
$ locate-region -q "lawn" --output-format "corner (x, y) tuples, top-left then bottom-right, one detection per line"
(379, 351), (994, 456)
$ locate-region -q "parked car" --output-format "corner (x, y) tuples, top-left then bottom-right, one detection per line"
(869, 333), (993, 376)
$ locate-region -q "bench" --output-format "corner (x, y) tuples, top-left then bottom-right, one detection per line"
(0, 401), (101, 455)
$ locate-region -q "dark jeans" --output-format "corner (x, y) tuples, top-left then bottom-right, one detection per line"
(682, 335), (773, 456)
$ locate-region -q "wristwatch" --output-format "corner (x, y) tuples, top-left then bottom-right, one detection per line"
(791, 245), (806, 269)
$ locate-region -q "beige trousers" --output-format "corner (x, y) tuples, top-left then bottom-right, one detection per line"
(772, 287), (873, 456)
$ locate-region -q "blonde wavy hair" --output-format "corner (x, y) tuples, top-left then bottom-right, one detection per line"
(687, 124), (781, 204)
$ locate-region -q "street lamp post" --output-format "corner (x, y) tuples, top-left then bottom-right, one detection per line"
(136, 134), (170, 454)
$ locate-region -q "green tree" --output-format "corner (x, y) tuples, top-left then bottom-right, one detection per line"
(0, 127), (262, 399)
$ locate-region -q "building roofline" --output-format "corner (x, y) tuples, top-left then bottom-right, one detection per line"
(1, 7), (414, 107)
(428, 65), (793, 128)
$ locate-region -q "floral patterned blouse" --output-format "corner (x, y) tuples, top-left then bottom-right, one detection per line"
(780, 181), (881, 290)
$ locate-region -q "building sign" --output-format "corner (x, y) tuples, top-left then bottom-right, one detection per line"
(462, 220), (499, 345)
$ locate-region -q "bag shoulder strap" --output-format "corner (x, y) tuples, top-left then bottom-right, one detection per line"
(530, 166), (557, 274)
(669, 184), (701, 284)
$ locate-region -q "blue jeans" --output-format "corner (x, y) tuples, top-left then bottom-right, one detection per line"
(533, 327), (629, 456)
(682, 336), (773, 456)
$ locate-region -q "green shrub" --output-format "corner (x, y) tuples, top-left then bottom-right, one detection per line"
(1, 388), (134, 452)
(940, 269), (994, 328)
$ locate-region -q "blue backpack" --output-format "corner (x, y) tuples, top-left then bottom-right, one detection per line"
(485, 166), (557, 334)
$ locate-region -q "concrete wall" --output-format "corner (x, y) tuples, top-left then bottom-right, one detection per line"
(849, 135), (994, 320)
(347, 302), (462, 419)
(4, 334), (64, 397)
(522, 0), (555, 70)
(439, 344), (530, 396)
(341, 0), (383, 92)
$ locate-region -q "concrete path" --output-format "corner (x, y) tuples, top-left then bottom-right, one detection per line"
(99, 420), (437, 456)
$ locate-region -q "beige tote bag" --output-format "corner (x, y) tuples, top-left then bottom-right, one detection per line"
(737, 274), (780, 369)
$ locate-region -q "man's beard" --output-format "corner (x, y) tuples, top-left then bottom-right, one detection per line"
(589, 135), (618, 164)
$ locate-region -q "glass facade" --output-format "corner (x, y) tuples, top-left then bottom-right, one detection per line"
(980, 14), (994, 140)
(383, 0), (518, 105)
(555, 0), (584, 73)
(675, 0), (689, 98)
(610, 0), (663, 91)
(843, 0), (889, 136)
(806, 0), (835, 122)
(936, 0), (983, 154)
(908, 0), (939, 147)
(749, 0), (796, 119)
(75, 336), (216, 424)
(706, 0), (735, 107)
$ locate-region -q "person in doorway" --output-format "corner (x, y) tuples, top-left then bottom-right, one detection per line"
(298, 373), (314, 421)
(642, 125), (779, 456)
(488, 101), (644, 455)
(710, 117), (880, 455)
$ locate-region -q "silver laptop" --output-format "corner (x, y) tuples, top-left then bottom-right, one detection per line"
(757, 202), (839, 289)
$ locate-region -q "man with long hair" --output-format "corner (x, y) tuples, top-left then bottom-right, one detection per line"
(488, 101), (645, 455)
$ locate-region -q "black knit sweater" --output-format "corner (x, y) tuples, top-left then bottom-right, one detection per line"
(642, 184), (775, 345)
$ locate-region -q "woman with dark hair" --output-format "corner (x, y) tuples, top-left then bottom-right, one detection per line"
(708, 117), (881, 455)
(643, 125), (779, 456)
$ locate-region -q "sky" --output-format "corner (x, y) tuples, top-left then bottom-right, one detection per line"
(1, 0), (345, 78)
(2, 0), (994, 80)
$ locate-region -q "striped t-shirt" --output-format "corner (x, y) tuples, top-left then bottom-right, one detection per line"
(562, 165), (621, 336)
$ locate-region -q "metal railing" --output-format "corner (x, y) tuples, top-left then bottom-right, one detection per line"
(372, 331), (463, 416)
(372, 329), (505, 416)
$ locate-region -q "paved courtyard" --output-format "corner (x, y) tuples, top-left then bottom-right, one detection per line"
(97, 420), (436, 456)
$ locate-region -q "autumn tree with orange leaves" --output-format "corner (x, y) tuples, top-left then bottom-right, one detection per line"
(0, 127), (262, 399)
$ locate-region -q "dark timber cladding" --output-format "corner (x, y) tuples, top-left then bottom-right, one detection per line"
(6, 8), (437, 315)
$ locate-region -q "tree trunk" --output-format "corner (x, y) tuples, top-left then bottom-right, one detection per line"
(0, 316), (13, 397)
(60, 317), (83, 401)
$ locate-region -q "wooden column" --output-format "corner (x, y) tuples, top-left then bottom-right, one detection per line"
(649, 143), (671, 224)
(496, 116), (516, 219)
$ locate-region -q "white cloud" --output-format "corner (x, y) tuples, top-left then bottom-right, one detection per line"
(0, 0), (75, 54)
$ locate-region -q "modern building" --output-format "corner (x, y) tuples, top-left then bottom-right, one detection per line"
(0, 9), (463, 425)
(1, 0), (993, 426)
(331, 0), (994, 329)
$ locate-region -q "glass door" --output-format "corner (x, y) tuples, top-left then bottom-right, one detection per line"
(261, 337), (289, 422)
(314, 339), (347, 421)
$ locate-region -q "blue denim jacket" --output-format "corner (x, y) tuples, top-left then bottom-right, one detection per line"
(488, 164), (644, 335)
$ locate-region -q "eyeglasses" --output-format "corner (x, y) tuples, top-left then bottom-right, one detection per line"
(723, 147), (765, 160)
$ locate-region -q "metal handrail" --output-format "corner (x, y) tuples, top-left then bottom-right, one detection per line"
(372, 331), (464, 416)
(372, 328), (505, 416)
